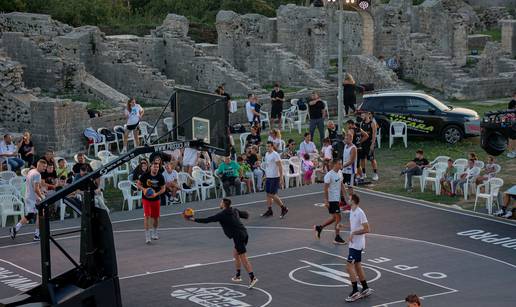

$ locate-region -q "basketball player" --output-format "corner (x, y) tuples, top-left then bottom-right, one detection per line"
(314, 159), (346, 244)
(10, 159), (47, 241)
(359, 112), (379, 181)
(342, 131), (357, 198)
(137, 161), (166, 244)
(187, 198), (258, 289)
(261, 141), (288, 218)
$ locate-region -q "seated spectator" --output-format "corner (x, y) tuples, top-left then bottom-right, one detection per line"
(42, 163), (58, 191)
(496, 185), (516, 218)
(72, 153), (93, 177)
(131, 159), (149, 182)
(182, 147), (198, 174)
(321, 137), (333, 172)
(246, 146), (264, 192)
(268, 129), (282, 151)
(216, 156), (241, 196)
(281, 139), (297, 159)
(56, 158), (69, 179)
(35, 149), (56, 168)
(246, 126), (262, 149)
(475, 155), (497, 185)
(301, 153), (314, 185)
(468, 152), (478, 161)
(18, 131), (35, 166)
(451, 159), (480, 196)
(237, 156), (253, 193)
(198, 151), (212, 171)
(0, 134), (25, 171)
(299, 132), (317, 156)
(440, 159), (456, 196)
(401, 149), (429, 192)
(162, 161), (180, 203)
(73, 165), (108, 211)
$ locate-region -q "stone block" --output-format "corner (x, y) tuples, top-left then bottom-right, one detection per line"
(468, 34), (490, 51)
(501, 20), (516, 57)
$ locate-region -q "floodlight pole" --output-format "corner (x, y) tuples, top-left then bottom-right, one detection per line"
(337, 0), (344, 135)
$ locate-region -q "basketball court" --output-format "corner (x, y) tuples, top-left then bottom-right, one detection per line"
(1, 183), (515, 306)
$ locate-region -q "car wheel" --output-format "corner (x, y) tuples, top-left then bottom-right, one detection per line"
(441, 125), (463, 144)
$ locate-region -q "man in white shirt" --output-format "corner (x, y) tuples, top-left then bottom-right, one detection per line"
(345, 194), (373, 302)
(299, 132), (317, 156)
(314, 159), (346, 244)
(261, 142), (288, 218)
(0, 134), (25, 171)
(10, 159), (47, 241)
(245, 94), (260, 126)
(451, 158), (480, 196)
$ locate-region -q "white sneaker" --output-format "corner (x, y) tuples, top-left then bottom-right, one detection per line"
(345, 291), (362, 302)
(372, 173), (379, 181)
(507, 151), (516, 158)
(249, 277), (258, 289)
(231, 276), (242, 282)
(503, 211), (512, 218)
(151, 232), (159, 240)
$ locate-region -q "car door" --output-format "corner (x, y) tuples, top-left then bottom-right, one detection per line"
(380, 96), (411, 134)
(405, 97), (441, 136)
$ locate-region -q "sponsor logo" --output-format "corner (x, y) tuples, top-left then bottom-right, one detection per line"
(457, 229), (516, 250)
(388, 114), (434, 133)
(171, 283), (271, 307)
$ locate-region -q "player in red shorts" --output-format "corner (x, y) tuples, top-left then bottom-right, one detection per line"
(137, 161), (166, 244)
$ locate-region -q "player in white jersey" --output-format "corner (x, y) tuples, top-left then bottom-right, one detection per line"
(342, 131), (357, 198)
(345, 194), (373, 302)
(314, 159), (346, 244)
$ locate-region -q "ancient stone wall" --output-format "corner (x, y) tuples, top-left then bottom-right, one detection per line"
(465, 0), (516, 9)
(374, 0), (411, 58)
(0, 12), (72, 37)
(344, 55), (400, 89)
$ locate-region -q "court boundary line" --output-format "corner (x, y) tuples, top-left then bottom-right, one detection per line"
(0, 259), (41, 278)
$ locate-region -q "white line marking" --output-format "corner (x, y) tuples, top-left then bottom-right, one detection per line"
(170, 283), (272, 307)
(183, 264), (201, 269)
(0, 259), (41, 278)
(370, 289), (458, 307)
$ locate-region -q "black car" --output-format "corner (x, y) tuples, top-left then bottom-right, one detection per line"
(358, 92), (480, 144)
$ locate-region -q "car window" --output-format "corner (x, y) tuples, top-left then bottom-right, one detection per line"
(362, 97), (382, 112)
(406, 97), (432, 112)
(382, 97), (406, 112)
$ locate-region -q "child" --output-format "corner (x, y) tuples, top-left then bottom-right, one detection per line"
(301, 153), (314, 185)
(321, 138), (333, 172)
(476, 156), (497, 185)
(162, 161), (180, 203)
(440, 159), (456, 196)
(56, 158), (69, 179)
(237, 156), (253, 193)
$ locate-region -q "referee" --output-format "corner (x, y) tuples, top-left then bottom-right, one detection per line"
(186, 198), (258, 288)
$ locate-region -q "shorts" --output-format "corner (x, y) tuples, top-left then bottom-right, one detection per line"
(270, 107), (283, 119)
(143, 199), (160, 218)
(343, 173), (354, 187)
(265, 177), (280, 194)
(24, 212), (37, 221)
(126, 122), (139, 131)
(328, 201), (341, 214)
(358, 146), (375, 161)
(233, 233), (249, 255)
(347, 248), (362, 263)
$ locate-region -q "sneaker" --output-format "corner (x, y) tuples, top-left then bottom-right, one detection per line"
(172, 197), (180, 203)
(151, 233), (159, 240)
(33, 234), (40, 241)
(494, 209), (506, 217)
(9, 227), (17, 240)
(261, 208), (273, 217)
(345, 291), (362, 302)
(249, 277), (258, 289)
(372, 173), (379, 181)
(503, 211), (512, 218)
(507, 151), (516, 158)
(360, 288), (373, 298)
(406, 188), (413, 192)
(314, 225), (322, 239)
(145, 238), (151, 244)
(280, 206), (289, 219)
(231, 276), (242, 282)
(333, 235), (346, 245)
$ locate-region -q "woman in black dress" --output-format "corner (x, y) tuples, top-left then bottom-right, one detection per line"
(343, 73), (363, 116)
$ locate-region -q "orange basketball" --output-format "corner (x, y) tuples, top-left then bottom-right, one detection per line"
(183, 208), (195, 219)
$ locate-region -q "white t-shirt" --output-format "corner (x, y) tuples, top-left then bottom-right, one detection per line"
(183, 148), (198, 166)
(268, 136), (282, 150)
(349, 207), (368, 250)
(125, 104), (143, 125)
(264, 151), (281, 178)
(162, 169), (178, 183)
(25, 169), (41, 213)
(245, 101), (256, 122)
(299, 141), (317, 155)
(324, 170), (343, 202)
(322, 145), (333, 160)
(0, 141), (16, 155)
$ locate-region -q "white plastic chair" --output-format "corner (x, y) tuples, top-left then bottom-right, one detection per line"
(20, 168), (30, 177)
(114, 124), (136, 149)
(422, 162), (447, 195)
(98, 127), (120, 153)
(281, 160), (301, 188)
(282, 106), (298, 132)
(9, 176), (25, 198)
(459, 166), (481, 200)
(87, 133), (107, 157)
(97, 150), (117, 165)
(260, 111), (270, 130)
(0, 194), (24, 227)
(164, 117), (173, 132)
(389, 121), (407, 148)
(376, 127), (381, 149)
(404, 171), (425, 192)
(192, 169), (217, 200)
(474, 160), (485, 169)
(0, 171), (17, 183)
(474, 178), (504, 215)
(239, 133), (251, 154)
(139, 121), (159, 145)
(117, 180), (142, 211)
(430, 156), (451, 165)
(177, 172), (200, 203)
(0, 184), (19, 197)
(453, 159), (468, 177)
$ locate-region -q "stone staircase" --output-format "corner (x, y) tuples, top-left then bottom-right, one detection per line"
(81, 73), (129, 105)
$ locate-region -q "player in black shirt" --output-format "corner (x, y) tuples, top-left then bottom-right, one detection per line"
(136, 162), (166, 244)
(187, 198), (258, 288)
(359, 112), (379, 181)
(270, 83), (285, 130)
(346, 119), (369, 180)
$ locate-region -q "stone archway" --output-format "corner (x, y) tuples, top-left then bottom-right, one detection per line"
(355, 8), (374, 56)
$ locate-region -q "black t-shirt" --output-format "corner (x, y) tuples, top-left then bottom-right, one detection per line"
(72, 163), (93, 175)
(246, 153), (258, 170)
(246, 134), (261, 146)
(360, 121), (374, 146)
(343, 84), (358, 105)
(271, 90), (285, 110)
(309, 100), (325, 119)
(351, 127), (363, 149)
(327, 126), (338, 141)
(18, 141), (34, 157)
(413, 157), (429, 167)
(509, 99), (516, 110)
(42, 170), (57, 185)
(139, 172), (165, 201)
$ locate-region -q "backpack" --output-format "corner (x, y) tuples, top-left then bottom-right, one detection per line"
(99, 128), (116, 142)
(297, 98), (308, 111)
(84, 127), (103, 144)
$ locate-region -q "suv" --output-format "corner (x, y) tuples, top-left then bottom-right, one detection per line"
(358, 92), (480, 144)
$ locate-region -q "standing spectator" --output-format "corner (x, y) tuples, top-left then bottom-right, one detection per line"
(270, 83), (285, 130)
(452, 159), (480, 196)
(245, 126), (262, 149)
(347, 119), (369, 179)
(506, 92), (516, 158)
(18, 131), (35, 166)
(131, 159), (149, 182)
(308, 91), (326, 146)
(359, 112), (378, 181)
(182, 147), (198, 175)
(0, 134), (24, 171)
(261, 142), (288, 219)
(321, 137), (333, 172)
(245, 94), (260, 126)
(342, 131), (357, 197)
(281, 139), (297, 159)
(268, 129), (282, 151)
(401, 149), (429, 192)
(216, 156), (241, 196)
(123, 98), (144, 152)
(299, 132), (317, 156)
(440, 159), (456, 196)
(343, 73), (360, 115)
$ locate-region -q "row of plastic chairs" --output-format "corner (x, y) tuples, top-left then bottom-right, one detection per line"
(0, 176), (26, 227)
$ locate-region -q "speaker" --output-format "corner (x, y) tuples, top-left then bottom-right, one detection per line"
(481, 129), (507, 156)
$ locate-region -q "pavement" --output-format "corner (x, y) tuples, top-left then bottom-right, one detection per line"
(0, 184), (515, 306)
